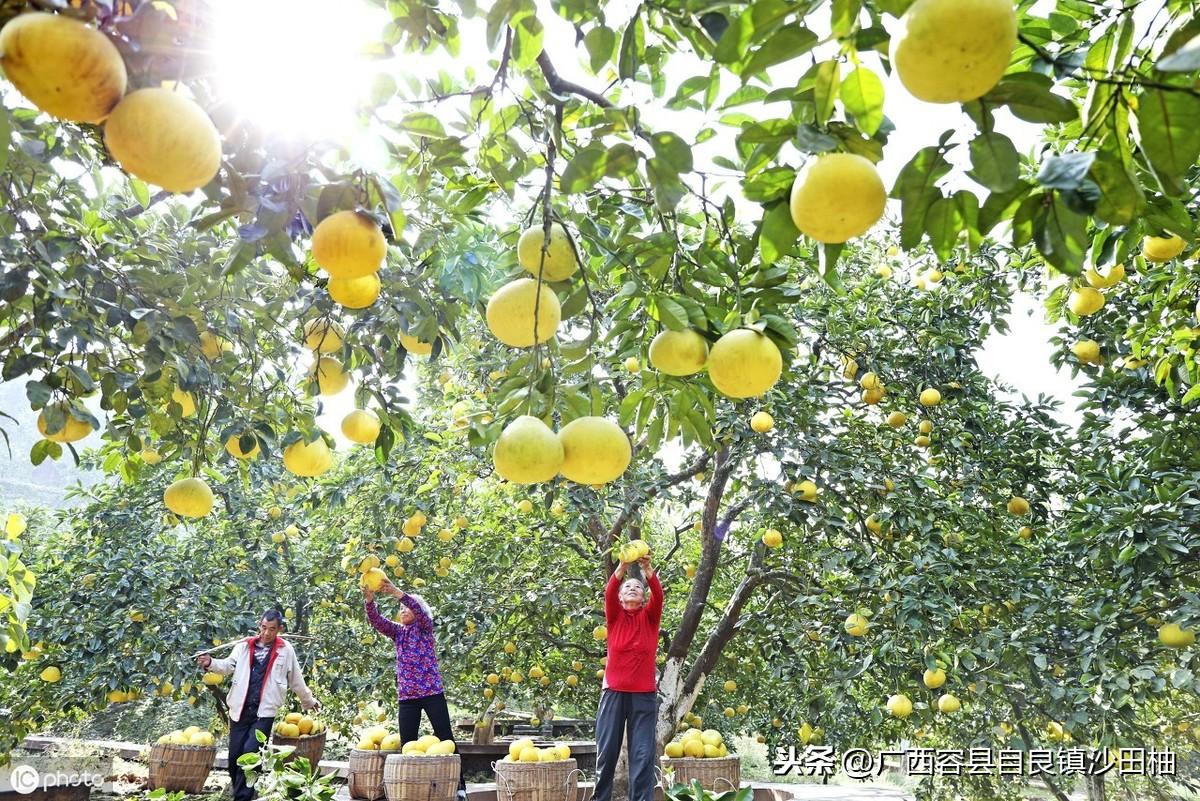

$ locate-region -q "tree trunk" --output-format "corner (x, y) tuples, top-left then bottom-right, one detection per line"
(1084, 773), (1106, 801)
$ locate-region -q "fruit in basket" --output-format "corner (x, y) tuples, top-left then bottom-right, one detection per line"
(508, 738), (534, 758)
(380, 733), (402, 751)
(275, 722), (301, 738)
(189, 731), (215, 746)
(664, 742), (684, 758)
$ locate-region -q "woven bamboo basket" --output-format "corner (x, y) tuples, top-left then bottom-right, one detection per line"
(660, 756), (740, 793)
(348, 749), (388, 801)
(383, 754), (461, 801)
(493, 758), (579, 801)
(146, 743), (218, 793)
(271, 730), (327, 765)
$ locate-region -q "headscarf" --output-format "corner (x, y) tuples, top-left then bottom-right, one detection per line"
(404, 593), (434, 624)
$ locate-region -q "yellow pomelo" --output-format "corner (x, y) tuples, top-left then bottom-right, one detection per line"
(163, 477), (214, 518)
(937, 694), (961, 714)
(919, 388), (941, 407)
(518, 223), (579, 281)
(707, 329), (783, 399)
(892, 0), (1017, 103)
(1068, 287), (1105, 316)
(308, 356), (350, 396)
(844, 613), (869, 636)
(104, 88), (221, 193)
(750, 411), (774, 433)
(493, 415), (563, 484)
(303, 319), (344, 353)
(1006, 496), (1030, 515)
(886, 411), (907, 428)
(311, 211), (386, 279)
(1086, 263), (1125, 288)
(789, 153), (886, 243)
(328, 273), (381, 308)
(1142, 234), (1186, 263)
(1071, 340), (1101, 365)
(1159, 622), (1196, 648)
(486, 278), (561, 348)
(923, 668), (946, 688)
(282, 438), (333, 478)
(224, 434), (260, 460)
(361, 567), (387, 591)
(342, 409), (381, 445)
(557, 417), (631, 485)
(399, 331), (434, 356)
(171, 387), (196, 417)
(40, 666), (61, 683)
(886, 694), (912, 718)
(664, 741), (684, 758)
(198, 332), (230, 360)
(648, 329), (709, 376)
(762, 529), (783, 548)
(37, 403), (93, 443)
(0, 12), (127, 124)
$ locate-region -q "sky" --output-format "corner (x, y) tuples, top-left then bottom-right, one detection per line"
(1, 0), (1089, 499)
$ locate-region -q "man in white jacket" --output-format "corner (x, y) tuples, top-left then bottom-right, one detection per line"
(196, 610), (321, 801)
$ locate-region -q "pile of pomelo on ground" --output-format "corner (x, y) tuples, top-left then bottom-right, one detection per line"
(156, 726), (216, 747)
(274, 712), (326, 738)
(499, 738), (573, 763)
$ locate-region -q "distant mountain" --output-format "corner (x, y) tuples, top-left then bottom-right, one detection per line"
(0, 380), (101, 508)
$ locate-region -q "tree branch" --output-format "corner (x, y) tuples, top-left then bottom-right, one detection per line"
(606, 451), (713, 543)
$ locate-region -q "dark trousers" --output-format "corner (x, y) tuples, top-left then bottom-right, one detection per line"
(593, 689), (657, 801)
(228, 715), (274, 801)
(398, 692), (466, 793)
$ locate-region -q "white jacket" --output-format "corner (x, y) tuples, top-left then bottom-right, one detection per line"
(207, 637), (316, 722)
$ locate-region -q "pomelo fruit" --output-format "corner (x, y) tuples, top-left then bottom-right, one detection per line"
(558, 417), (631, 485)
(486, 278), (561, 348)
(648, 329), (709, 376)
(104, 88), (221, 193)
(707, 329), (783, 398)
(518, 222), (579, 281)
(789, 153), (886, 243)
(892, 0), (1017, 103)
(493, 415), (563, 484)
(164, 477), (214, 518)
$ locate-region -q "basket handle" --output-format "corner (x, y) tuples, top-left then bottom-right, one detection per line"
(563, 767), (584, 801)
(493, 763), (515, 801)
(713, 778), (737, 793)
(654, 765), (670, 793)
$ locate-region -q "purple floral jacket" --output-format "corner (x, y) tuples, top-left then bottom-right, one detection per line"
(365, 595), (445, 700)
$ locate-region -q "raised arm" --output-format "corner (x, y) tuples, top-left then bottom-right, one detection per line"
(645, 571), (663, 627)
(365, 598), (403, 639)
(605, 562), (627, 623)
(198, 644), (240, 674)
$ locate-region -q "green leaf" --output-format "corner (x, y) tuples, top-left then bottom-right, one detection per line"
(840, 67), (884, 136)
(983, 74), (1078, 124)
(1157, 32), (1200, 72)
(925, 196), (963, 262)
(967, 132), (1019, 192)
(0, 107), (10, 176)
(1137, 89), (1200, 196)
(604, 144), (640, 178)
(654, 297), (689, 330)
(560, 144), (607, 194)
(1034, 194), (1087, 275)
(511, 15), (545, 70)
(650, 132), (693, 173)
(819, 244), (844, 291)
(371, 73), (397, 105)
(1090, 148), (1144, 226)
(979, 181), (1032, 235)
(1036, 152), (1096, 191)
(130, 179), (151, 209)
(739, 26), (818, 77)
(398, 112), (448, 139)
(742, 168), (795, 203)
(759, 200), (799, 263)
(891, 142), (953, 249)
(618, 10), (644, 81)
(830, 0), (861, 38)
(584, 26), (617, 74)
(811, 60), (840, 126)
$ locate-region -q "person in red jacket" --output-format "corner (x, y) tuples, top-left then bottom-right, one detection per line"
(594, 553), (662, 801)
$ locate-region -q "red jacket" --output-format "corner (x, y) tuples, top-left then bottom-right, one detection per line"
(603, 571), (663, 693)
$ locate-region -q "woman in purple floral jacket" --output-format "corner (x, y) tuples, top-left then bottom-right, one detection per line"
(364, 577), (467, 800)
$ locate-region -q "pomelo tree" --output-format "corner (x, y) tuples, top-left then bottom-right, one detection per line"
(3, 0), (1200, 798)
